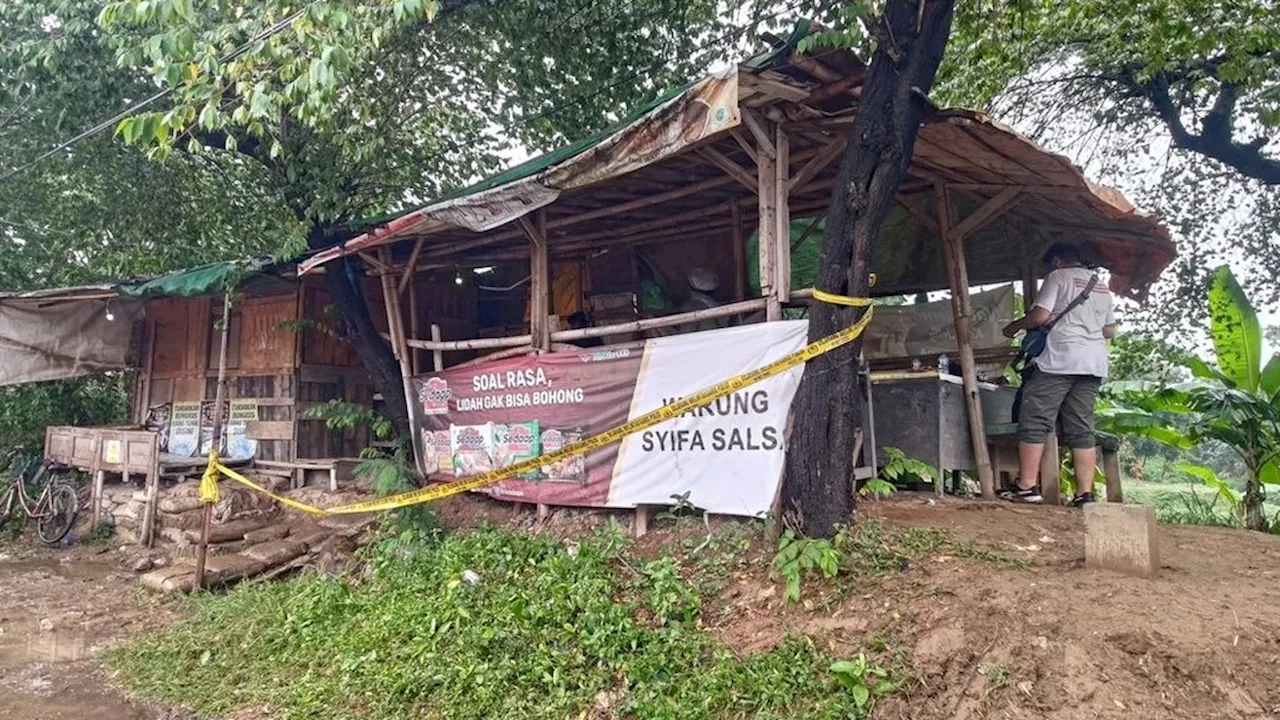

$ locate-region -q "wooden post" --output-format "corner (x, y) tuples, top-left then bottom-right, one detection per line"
(430, 324), (444, 372)
(633, 506), (650, 538)
(91, 470), (105, 526)
(522, 211), (551, 351)
(935, 183), (996, 499)
(773, 123), (791, 305)
(408, 281), (421, 376)
(1103, 447), (1123, 503)
(139, 320), (156, 422)
(730, 200), (746, 302)
(756, 123), (780, 321)
(194, 293), (232, 589)
(1041, 433), (1061, 505)
(1019, 224), (1039, 309)
(378, 249), (422, 476)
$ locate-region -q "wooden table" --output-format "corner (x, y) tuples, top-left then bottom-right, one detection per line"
(986, 423), (1122, 504)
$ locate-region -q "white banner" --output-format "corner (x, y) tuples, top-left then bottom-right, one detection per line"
(609, 321), (808, 516)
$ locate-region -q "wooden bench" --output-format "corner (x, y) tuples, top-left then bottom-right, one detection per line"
(253, 458), (361, 491)
(986, 423), (1122, 504)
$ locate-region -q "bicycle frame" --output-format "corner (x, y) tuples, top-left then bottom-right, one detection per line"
(2, 461), (51, 520)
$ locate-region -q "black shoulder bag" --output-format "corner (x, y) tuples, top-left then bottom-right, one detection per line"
(1010, 272), (1099, 421)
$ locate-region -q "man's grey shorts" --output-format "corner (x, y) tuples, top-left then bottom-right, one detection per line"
(1017, 370), (1101, 449)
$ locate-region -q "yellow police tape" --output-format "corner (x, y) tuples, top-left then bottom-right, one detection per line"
(202, 300), (874, 516)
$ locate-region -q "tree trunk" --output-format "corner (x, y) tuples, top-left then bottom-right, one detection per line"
(1244, 473), (1265, 531)
(307, 225), (410, 438)
(781, 0), (956, 538)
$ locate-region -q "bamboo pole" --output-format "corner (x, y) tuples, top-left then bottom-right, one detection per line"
(399, 289), (818, 351)
(773, 123), (791, 305)
(757, 120), (781, 321)
(378, 249), (423, 476)
(935, 182), (996, 499)
(194, 293), (232, 590)
(408, 282), (421, 375)
(551, 298), (770, 341)
(430, 324), (444, 371)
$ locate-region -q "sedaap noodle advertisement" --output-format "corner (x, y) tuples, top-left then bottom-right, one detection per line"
(409, 322), (809, 516)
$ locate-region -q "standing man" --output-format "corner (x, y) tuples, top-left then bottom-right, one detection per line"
(1001, 243), (1116, 506)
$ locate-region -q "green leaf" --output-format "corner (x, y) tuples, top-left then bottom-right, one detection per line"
(851, 684), (870, 708)
(1207, 266), (1262, 392)
(1261, 462), (1280, 486)
(1261, 356), (1280, 398)
(830, 660), (858, 675)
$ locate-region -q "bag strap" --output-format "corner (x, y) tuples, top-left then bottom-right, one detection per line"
(1042, 271), (1099, 331)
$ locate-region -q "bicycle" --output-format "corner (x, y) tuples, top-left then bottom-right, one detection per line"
(0, 450), (79, 545)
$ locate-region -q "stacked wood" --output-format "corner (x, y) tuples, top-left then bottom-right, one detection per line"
(138, 515), (375, 594)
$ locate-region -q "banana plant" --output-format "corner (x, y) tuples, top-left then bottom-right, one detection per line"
(1105, 267), (1280, 531)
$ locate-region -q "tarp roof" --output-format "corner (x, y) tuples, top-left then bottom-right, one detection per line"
(0, 258), (286, 305)
(301, 24), (1174, 300)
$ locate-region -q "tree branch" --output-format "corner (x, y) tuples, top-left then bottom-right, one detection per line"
(1125, 71), (1280, 185)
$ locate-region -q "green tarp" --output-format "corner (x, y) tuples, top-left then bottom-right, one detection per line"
(116, 260), (266, 298)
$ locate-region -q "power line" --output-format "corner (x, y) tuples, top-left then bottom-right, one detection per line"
(0, 3), (315, 185)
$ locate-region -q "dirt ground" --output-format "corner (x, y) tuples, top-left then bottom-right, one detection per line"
(2, 494), (1279, 719)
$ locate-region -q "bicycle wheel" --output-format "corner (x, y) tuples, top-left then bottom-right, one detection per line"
(37, 483), (78, 546)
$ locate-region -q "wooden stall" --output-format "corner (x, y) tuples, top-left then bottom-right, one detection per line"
(298, 24), (1173, 515)
(16, 262), (390, 545)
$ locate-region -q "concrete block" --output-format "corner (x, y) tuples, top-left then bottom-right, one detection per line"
(1084, 504), (1160, 578)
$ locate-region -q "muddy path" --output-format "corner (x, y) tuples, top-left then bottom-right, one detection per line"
(0, 545), (179, 720)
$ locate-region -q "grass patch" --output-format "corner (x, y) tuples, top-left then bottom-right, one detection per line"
(1124, 482), (1280, 530)
(108, 517), (896, 720)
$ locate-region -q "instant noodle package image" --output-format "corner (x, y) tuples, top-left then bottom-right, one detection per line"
(494, 421), (540, 479)
(539, 427), (586, 484)
(421, 429), (454, 476)
(450, 423), (495, 475)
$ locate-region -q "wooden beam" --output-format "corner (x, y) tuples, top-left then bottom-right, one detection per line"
(787, 52), (841, 82)
(730, 129), (758, 164)
(947, 186), (1023, 241)
(408, 281), (420, 375)
(357, 251), (387, 272)
(773, 123), (791, 305)
(935, 182), (996, 499)
(806, 73), (865, 104)
(397, 238), (426, 295)
(550, 298), (770, 342)
(406, 333), (533, 352)
(377, 248), (423, 475)
(741, 108), (776, 158)
(520, 211), (551, 351)
(1016, 219), (1039, 306)
(895, 196), (940, 234)
(730, 200), (746, 301)
(949, 183), (1069, 194)
(757, 119), (781, 321)
(1103, 447), (1123, 503)
(789, 134), (846, 194)
(698, 147), (757, 191)
(741, 73), (812, 103)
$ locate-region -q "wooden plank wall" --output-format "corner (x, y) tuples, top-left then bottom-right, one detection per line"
(295, 278), (379, 459)
(144, 296), (212, 409)
(202, 292), (299, 462)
